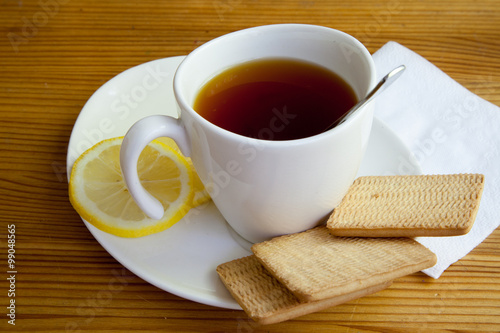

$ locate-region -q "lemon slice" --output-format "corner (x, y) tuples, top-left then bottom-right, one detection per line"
(189, 159), (211, 206)
(69, 137), (197, 238)
(156, 137), (211, 207)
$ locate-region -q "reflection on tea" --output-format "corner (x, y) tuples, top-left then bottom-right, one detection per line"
(193, 58), (358, 140)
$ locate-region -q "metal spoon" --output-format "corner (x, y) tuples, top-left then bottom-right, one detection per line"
(324, 65), (406, 132)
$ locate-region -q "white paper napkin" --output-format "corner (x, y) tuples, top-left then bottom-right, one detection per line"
(371, 41), (500, 278)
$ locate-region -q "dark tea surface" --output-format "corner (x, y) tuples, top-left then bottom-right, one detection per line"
(193, 58), (358, 140)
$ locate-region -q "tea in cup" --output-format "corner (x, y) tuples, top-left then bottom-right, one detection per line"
(193, 57), (358, 141)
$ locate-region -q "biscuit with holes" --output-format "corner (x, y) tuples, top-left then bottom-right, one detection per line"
(216, 255), (392, 325)
(251, 226), (436, 302)
(327, 174), (484, 237)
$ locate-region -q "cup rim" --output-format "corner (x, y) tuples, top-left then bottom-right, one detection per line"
(173, 23), (376, 146)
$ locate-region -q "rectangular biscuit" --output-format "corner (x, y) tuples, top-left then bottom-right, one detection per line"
(327, 174), (484, 237)
(216, 255), (392, 325)
(251, 226), (436, 302)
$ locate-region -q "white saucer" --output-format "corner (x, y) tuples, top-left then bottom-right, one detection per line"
(67, 56), (422, 310)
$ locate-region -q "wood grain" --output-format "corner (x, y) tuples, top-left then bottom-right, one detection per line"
(1, 0), (499, 331)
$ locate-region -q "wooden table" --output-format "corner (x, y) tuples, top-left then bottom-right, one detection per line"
(1, 0), (499, 331)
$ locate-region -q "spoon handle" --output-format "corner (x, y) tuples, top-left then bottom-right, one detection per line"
(325, 65), (406, 131)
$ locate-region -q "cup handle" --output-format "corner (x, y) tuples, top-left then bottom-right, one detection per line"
(120, 115), (191, 219)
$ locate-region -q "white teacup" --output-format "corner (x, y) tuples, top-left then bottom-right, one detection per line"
(120, 24), (376, 243)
